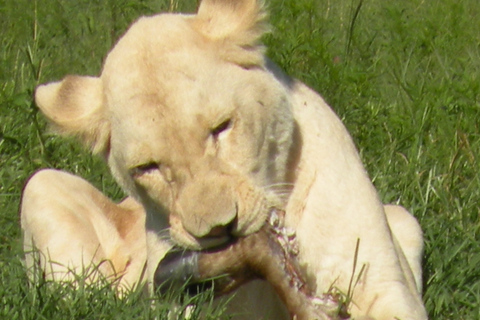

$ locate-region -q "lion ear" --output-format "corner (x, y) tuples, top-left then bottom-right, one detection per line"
(35, 75), (110, 155)
(194, 0), (269, 67)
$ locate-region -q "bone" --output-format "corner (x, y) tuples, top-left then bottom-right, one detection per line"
(155, 210), (347, 320)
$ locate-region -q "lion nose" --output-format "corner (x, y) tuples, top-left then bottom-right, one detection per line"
(199, 218), (237, 248)
(183, 216), (236, 249)
(185, 210), (237, 239)
(178, 177), (238, 244)
(177, 197), (238, 244)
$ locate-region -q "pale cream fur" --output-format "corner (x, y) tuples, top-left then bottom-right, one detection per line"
(21, 0), (427, 319)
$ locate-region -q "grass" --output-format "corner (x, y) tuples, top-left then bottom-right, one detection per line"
(1, 0), (479, 318)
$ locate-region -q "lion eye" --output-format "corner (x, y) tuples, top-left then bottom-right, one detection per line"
(130, 162), (159, 177)
(210, 119), (232, 139)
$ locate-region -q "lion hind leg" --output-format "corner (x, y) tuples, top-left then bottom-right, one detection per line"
(20, 169), (130, 284)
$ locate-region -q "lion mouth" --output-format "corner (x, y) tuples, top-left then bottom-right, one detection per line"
(195, 234), (233, 249)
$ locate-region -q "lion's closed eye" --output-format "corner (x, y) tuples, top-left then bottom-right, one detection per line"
(130, 162), (160, 178)
(210, 118), (232, 140)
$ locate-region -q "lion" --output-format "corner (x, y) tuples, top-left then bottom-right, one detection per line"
(20, 0), (428, 319)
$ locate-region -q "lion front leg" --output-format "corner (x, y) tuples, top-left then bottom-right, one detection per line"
(20, 169), (147, 290)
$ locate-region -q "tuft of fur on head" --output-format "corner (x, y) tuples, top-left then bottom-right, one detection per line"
(35, 76), (110, 156)
(191, 0), (270, 68)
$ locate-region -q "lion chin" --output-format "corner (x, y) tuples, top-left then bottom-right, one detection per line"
(21, 0), (427, 319)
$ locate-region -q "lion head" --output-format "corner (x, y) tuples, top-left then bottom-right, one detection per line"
(34, 0), (296, 250)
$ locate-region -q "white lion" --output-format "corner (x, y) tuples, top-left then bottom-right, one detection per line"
(21, 0), (427, 319)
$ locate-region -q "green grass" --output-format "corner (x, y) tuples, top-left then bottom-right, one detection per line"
(1, 0), (479, 318)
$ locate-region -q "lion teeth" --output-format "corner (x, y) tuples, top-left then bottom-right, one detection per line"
(268, 210), (281, 227)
